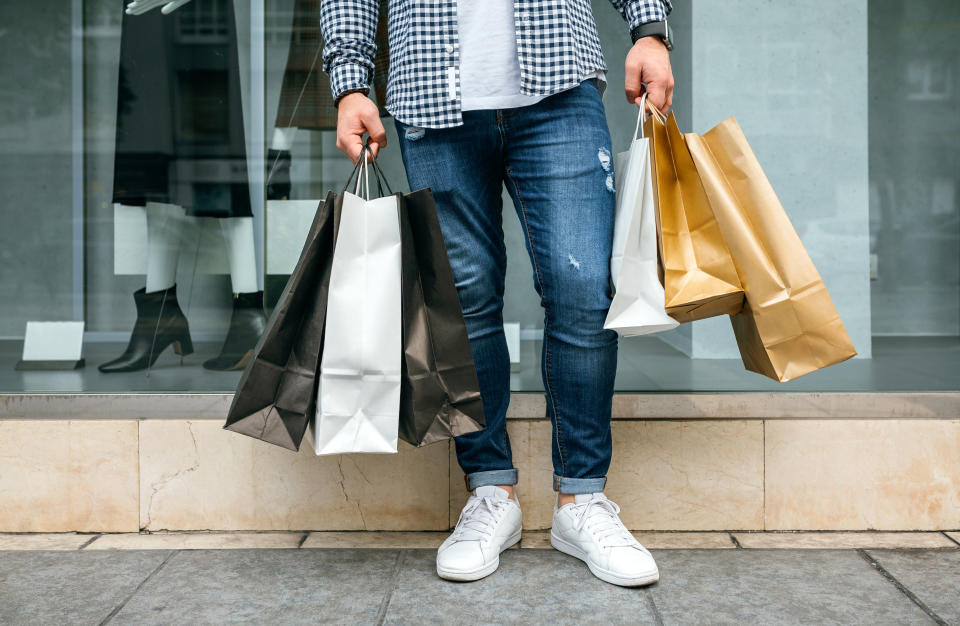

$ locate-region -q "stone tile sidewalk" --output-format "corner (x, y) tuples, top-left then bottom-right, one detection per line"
(1, 532), (958, 625)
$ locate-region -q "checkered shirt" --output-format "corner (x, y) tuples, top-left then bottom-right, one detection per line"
(320, 0), (672, 129)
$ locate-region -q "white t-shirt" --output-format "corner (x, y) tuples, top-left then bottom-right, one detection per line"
(457, 0), (604, 111)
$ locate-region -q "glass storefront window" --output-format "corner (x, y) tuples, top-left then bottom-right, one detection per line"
(1, 0), (957, 394)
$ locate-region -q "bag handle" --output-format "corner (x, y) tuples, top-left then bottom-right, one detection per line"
(363, 141), (395, 196)
(633, 92), (648, 140)
(342, 148), (367, 194)
(341, 144), (376, 199)
(340, 142), (395, 198)
(354, 149), (370, 198)
(633, 92), (667, 140)
(646, 97), (666, 122)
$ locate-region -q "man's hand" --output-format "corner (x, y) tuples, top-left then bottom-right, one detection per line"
(336, 92), (388, 163)
(624, 36), (674, 113)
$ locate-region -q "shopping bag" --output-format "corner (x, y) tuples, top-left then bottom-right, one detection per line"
(685, 118), (857, 381)
(604, 101), (679, 336)
(398, 187), (486, 446)
(223, 192), (340, 451)
(310, 153), (402, 454)
(644, 106), (744, 323)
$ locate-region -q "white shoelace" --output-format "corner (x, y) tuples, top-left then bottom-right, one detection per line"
(572, 497), (639, 549)
(450, 494), (510, 542)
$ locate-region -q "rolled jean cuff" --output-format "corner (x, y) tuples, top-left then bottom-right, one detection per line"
(466, 469), (518, 491)
(553, 475), (607, 494)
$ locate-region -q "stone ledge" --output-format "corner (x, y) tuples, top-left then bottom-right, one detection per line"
(2, 418), (959, 533)
(2, 391), (958, 420)
(733, 532), (958, 549)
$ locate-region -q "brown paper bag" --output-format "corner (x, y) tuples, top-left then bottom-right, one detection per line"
(685, 118), (857, 382)
(644, 107), (744, 322)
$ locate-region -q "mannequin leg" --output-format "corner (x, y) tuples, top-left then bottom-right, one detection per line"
(203, 217), (266, 371)
(267, 127), (296, 200)
(271, 127), (297, 151)
(145, 202), (186, 292)
(219, 217), (259, 294)
(100, 202), (193, 373)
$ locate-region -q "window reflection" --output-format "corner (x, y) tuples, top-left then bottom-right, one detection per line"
(0, 0), (956, 392)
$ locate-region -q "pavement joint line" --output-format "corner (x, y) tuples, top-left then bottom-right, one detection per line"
(374, 549), (406, 626)
(762, 420), (766, 529)
(78, 534), (101, 550)
(856, 549), (948, 626)
(942, 532), (960, 548)
(98, 549), (178, 626)
(643, 587), (664, 626)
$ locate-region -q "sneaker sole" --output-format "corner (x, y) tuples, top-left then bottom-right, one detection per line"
(436, 530), (522, 582)
(550, 531), (659, 587)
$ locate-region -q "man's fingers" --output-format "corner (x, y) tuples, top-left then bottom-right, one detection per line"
(362, 111), (388, 157)
(645, 84), (668, 114)
(337, 132), (364, 163)
(624, 64), (644, 104)
(335, 93), (386, 162)
(663, 75), (675, 112)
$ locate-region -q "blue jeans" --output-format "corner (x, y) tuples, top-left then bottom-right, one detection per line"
(396, 81), (618, 495)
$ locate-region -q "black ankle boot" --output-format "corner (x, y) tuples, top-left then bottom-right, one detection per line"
(99, 285), (194, 373)
(203, 291), (267, 371)
(266, 149), (292, 200)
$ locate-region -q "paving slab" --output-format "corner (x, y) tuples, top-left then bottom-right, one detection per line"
(648, 550), (931, 625)
(520, 531), (734, 550)
(86, 532), (305, 550)
(733, 532), (957, 550)
(109, 549), (400, 625)
(866, 549), (960, 625)
(0, 533), (95, 550)
(383, 549), (658, 624)
(3, 547), (955, 625)
(302, 531), (447, 549)
(0, 550), (171, 625)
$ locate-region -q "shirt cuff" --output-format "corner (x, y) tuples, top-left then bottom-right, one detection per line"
(328, 62), (372, 104)
(625, 1), (670, 30)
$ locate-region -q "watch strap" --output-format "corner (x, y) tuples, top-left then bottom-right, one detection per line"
(630, 20), (672, 50)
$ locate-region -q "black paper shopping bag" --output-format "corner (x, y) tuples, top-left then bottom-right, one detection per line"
(223, 191), (342, 450)
(398, 188), (486, 446)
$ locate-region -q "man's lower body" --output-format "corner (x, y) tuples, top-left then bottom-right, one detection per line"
(396, 81), (658, 586)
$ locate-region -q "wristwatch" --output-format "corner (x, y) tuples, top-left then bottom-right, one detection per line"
(630, 20), (673, 51)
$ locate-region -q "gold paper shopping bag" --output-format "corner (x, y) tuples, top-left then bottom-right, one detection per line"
(644, 107), (744, 323)
(685, 118), (857, 382)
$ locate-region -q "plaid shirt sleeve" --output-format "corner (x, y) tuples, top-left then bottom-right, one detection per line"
(608, 0), (672, 30)
(320, 0), (379, 103)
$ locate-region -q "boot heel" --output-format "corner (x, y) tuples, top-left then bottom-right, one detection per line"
(172, 337), (194, 356)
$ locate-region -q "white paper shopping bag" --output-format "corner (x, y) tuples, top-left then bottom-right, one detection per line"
(604, 101), (679, 336)
(310, 155), (401, 455)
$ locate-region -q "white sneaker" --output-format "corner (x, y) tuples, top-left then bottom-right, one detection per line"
(436, 486), (522, 581)
(550, 492), (659, 587)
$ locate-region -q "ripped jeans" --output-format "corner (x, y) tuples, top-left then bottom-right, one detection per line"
(395, 80), (618, 496)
